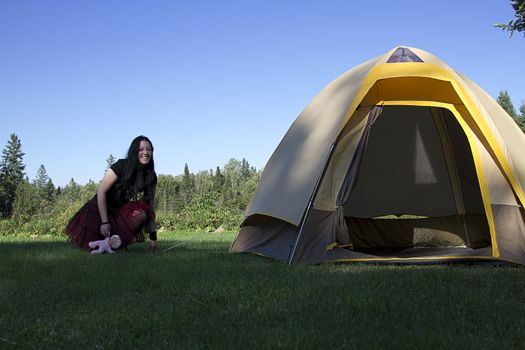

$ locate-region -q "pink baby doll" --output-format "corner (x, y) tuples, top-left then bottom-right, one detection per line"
(88, 235), (122, 254)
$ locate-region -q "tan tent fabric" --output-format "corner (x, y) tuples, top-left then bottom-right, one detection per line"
(314, 106), (371, 211)
(460, 74), (525, 198)
(231, 46), (525, 265)
(243, 58), (381, 225)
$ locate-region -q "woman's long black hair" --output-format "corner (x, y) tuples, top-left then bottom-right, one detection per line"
(114, 135), (156, 202)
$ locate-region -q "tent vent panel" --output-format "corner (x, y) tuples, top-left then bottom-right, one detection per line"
(387, 47), (423, 63)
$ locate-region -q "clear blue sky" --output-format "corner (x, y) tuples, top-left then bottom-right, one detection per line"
(1, 1), (524, 187)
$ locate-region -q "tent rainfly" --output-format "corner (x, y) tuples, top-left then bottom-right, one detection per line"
(230, 46), (525, 265)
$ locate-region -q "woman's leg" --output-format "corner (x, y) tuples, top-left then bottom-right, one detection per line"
(113, 202), (154, 247)
(125, 209), (148, 245)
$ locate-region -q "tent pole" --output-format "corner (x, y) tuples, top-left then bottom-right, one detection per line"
(287, 142), (337, 265)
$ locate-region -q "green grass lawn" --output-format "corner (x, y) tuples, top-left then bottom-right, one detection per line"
(1, 231), (525, 349)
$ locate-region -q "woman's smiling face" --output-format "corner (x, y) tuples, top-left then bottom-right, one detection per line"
(138, 140), (153, 166)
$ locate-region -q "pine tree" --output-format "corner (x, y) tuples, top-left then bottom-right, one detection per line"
(0, 134), (26, 218)
(44, 178), (56, 203)
(106, 154), (116, 170)
(241, 158), (251, 179)
(181, 163), (194, 204)
(63, 178), (80, 205)
(213, 166), (224, 192)
(495, 0), (525, 37)
(34, 164), (49, 190)
(33, 164), (55, 209)
(497, 91), (519, 120)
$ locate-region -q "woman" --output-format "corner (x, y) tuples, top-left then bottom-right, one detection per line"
(65, 135), (158, 251)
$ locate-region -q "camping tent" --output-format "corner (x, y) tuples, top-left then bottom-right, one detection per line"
(230, 46), (525, 265)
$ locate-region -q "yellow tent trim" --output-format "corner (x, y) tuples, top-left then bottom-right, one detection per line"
(340, 62), (455, 131)
(330, 255), (496, 263)
(449, 81), (525, 209)
(340, 62), (525, 210)
(467, 138), (499, 258)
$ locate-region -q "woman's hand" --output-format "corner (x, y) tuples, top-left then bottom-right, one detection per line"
(100, 223), (111, 237)
(149, 240), (157, 252)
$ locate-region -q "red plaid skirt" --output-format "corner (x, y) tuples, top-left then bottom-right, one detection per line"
(65, 195), (155, 250)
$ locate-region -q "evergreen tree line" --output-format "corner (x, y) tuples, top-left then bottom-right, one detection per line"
(0, 133), (260, 236)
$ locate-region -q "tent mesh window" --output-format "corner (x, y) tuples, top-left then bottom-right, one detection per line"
(343, 106), (491, 252)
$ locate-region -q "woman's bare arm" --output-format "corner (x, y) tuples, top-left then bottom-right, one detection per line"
(97, 169), (118, 237)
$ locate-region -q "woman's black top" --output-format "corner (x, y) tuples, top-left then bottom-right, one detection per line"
(106, 159), (157, 212)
